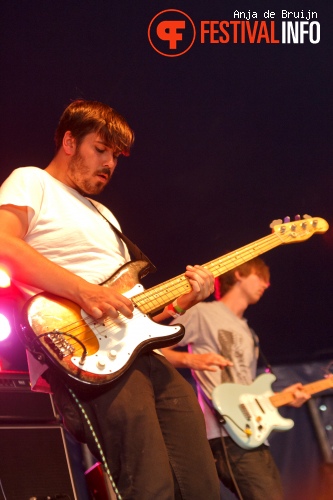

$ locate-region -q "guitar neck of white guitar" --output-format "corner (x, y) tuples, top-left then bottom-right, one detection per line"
(270, 378), (333, 408)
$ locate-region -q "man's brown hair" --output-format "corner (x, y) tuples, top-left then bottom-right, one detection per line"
(216, 257), (270, 297)
(54, 99), (134, 156)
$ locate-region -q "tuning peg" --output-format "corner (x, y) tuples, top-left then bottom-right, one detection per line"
(284, 216), (290, 223)
(269, 219), (282, 228)
(295, 214), (301, 220)
(303, 214), (312, 219)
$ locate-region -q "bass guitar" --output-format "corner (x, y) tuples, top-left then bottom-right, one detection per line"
(212, 372), (333, 450)
(20, 215), (328, 386)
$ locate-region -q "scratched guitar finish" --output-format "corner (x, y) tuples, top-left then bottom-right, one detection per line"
(20, 216), (328, 386)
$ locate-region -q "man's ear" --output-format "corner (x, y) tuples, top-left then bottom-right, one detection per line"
(62, 131), (76, 155)
(234, 270), (242, 282)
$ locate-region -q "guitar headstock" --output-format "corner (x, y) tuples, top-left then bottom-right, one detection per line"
(269, 215), (329, 244)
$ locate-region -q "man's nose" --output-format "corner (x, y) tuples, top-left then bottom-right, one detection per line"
(104, 153), (117, 169)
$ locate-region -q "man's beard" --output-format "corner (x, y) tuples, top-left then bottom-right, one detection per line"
(68, 152), (106, 196)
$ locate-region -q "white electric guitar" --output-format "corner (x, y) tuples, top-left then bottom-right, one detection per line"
(20, 215), (328, 387)
(212, 372), (333, 450)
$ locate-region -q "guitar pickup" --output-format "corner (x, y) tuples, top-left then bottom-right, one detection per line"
(239, 403), (251, 421)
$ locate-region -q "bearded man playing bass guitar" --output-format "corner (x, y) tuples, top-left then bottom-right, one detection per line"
(0, 100), (224, 500)
(162, 258), (310, 500)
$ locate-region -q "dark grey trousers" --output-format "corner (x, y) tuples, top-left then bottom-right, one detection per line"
(48, 352), (220, 500)
(209, 436), (284, 500)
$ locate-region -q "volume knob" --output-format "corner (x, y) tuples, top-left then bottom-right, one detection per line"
(96, 357), (106, 370)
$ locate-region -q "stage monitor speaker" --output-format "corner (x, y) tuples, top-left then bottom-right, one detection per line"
(0, 425), (78, 500)
(0, 371), (57, 423)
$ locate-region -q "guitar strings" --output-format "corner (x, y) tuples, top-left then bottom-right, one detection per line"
(134, 233), (282, 311)
(37, 235), (277, 356)
(38, 228), (305, 358)
(38, 311), (134, 357)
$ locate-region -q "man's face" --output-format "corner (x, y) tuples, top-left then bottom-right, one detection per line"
(238, 272), (270, 305)
(67, 132), (119, 195)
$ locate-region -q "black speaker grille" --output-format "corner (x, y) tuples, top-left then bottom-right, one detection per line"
(0, 426), (77, 500)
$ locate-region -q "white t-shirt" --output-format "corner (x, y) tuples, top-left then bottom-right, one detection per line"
(0, 166), (131, 388)
(172, 301), (258, 440)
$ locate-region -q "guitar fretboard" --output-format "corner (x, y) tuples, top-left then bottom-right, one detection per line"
(133, 232), (282, 315)
(270, 378), (333, 408)
(131, 216), (327, 315)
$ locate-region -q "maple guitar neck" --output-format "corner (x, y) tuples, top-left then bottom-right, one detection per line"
(270, 378), (333, 408)
(133, 233), (280, 315)
(132, 215), (329, 316)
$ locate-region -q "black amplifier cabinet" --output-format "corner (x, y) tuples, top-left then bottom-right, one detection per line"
(0, 371), (57, 423)
(0, 372), (81, 499)
(0, 425), (78, 500)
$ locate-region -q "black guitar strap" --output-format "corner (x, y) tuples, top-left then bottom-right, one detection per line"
(250, 328), (275, 376)
(88, 199), (157, 275)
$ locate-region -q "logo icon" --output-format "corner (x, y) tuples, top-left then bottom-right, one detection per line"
(148, 9), (196, 57)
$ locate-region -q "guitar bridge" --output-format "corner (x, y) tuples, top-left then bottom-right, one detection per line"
(44, 330), (75, 359)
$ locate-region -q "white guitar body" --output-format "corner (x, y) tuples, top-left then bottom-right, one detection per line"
(72, 284), (182, 376)
(212, 373), (294, 450)
(21, 262), (185, 387)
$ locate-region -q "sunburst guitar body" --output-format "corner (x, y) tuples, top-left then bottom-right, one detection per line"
(20, 216), (328, 386)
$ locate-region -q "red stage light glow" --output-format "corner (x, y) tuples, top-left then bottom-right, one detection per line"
(0, 313), (11, 341)
(0, 269), (11, 288)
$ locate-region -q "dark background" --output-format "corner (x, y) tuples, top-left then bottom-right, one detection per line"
(0, 0), (332, 370)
